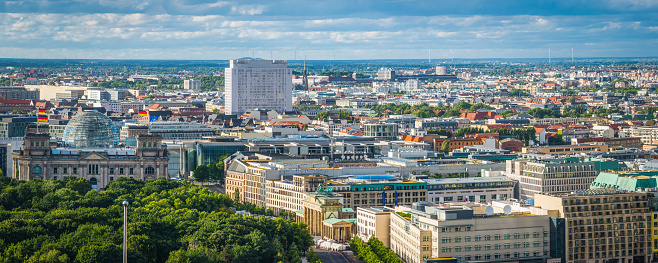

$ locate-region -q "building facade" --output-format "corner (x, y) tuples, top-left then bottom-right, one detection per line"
(390, 202), (552, 263)
(535, 190), (652, 263)
(425, 177), (515, 204)
(225, 59), (292, 115)
(13, 133), (168, 190)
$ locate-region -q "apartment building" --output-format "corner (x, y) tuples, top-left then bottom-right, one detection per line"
(425, 176), (515, 204)
(622, 126), (658, 145)
(535, 190), (652, 263)
(390, 202), (552, 263)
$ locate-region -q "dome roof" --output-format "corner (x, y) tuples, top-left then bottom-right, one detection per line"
(62, 110), (119, 148)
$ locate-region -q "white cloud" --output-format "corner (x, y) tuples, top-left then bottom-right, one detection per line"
(230, 5), (266, 15)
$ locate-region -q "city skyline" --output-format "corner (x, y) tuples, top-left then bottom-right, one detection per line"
(2, 0), (658, 60)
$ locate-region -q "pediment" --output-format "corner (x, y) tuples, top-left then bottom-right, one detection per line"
(79, 151), (109, 161)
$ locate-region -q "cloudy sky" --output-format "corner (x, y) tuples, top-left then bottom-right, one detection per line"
(2, 0), (658, 60)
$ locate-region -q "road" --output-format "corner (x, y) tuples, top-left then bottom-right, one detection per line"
(313, 248), (353, 263)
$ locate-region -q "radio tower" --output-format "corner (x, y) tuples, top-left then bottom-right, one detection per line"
(302, 56), (309, 91)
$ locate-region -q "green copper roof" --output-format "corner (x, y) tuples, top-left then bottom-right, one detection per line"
(591, 172), (658, 191)
(342, 208), (355, 213)
(295, 209), (304, 215)
(322, 217), (357, 224)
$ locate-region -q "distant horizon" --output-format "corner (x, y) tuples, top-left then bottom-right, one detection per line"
(1, 1), (657, 60)
(1, 56), (657, 62)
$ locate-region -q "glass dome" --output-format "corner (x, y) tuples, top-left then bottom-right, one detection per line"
(62, 110), (119, 148)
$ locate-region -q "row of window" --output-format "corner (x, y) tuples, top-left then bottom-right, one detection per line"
(439, 232), (544, 241)
(33, 166), (154, 175)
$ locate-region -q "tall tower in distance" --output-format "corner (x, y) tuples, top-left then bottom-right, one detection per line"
(303, 58), (309, 91)
(225, 59), (293, 115)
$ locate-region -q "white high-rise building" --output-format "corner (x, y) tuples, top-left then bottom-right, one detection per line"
(183, 79), (201, 90)
(225, 59), (292, 115)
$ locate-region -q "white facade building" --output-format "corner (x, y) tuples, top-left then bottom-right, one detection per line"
(184, 79), (201, 90)
(425, 177), (515, 204)
(225, 59), (292, 115)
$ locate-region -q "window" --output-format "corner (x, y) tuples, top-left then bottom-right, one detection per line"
(475, 235), (481, 241)
(88, 164), (99, 175)
(422, 236), (429, 241)
(465, 236), (471, 242)
(145, 167), (155, 175)
(63, 168), (67, 174)
(53, 167), (58, 174)
(32, 166), (41, 174)
(494, 234), (501, 240)
(423, 245), (429, 251)
(494, 244), (500, 250)
(474, 245), (481, 251)
(454, 246), (461, 252)
(484, 235), (491, 241)
(504, 234), (511, 239)
(454, 237), (461, 243)
(485, 244), (491, 250)
(129, 168), (134, 174)
(120, 168), (124, 174)
(514, 233), (520, 239)
(523, 242), (530, 248)
(465, 246), (471, 251)
(73, 168), (77, 174)
(504, 243), (511, 249)
(533, 241), (540, 247)
(110, 168), (114, 174)
(533, 232), (540, 238)
(524, 232), (530, 238)
(514, 243), (521, 248)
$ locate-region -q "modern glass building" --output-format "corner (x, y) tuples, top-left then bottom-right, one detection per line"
(62, 110), (119, 148)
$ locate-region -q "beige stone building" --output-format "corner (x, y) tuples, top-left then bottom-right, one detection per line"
(389, 202), (553, 263)
(13, 133), (168, 190)
(265, 175), (326, 215)
(534, 190), (652, 263)
(356, 207), (394, 247)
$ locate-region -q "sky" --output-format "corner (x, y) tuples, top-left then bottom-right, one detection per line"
(1, 0), (658, 60)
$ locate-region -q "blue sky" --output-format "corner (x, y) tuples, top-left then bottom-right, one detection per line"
(2, 0), (658, 59)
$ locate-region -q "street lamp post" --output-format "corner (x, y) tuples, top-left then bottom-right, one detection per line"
(122, 200), (129, 263)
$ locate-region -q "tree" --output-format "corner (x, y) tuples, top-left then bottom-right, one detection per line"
(439, 140), (450, 153)
(306, 249), (321, 263)
(568, 96), (576, 104)
(287, 243), (302, 263)
(193, 165), (211, 185)
(234, 188), (241, 204)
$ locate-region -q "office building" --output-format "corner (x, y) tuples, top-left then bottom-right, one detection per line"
(86, 88), (109, 101)
(506, 158), (626, 201)
(225, 59), (292, 115)
(425, 177), (515, 204)
(328, 175), (427, 210)
(184, 79), (201, 90)
(0, 86), (39, 100)
(363, 123), (399, 140)
(389, 202), (552, 263)
(535, 190), (652, 263)
(0, 117), (36, 138)
(356, 206), (395, 247)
